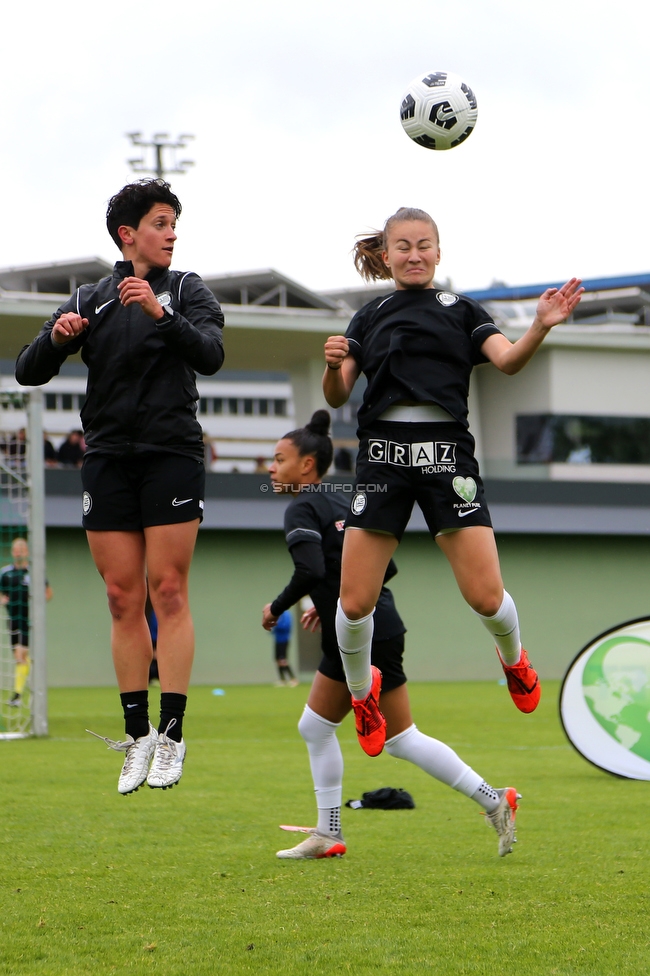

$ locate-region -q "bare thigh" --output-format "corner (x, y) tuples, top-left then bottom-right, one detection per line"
(144, 520), (199, 607)
(340, 529), (399, 619)
(435, 525), (504, 616)
(86, 530), (147, 613)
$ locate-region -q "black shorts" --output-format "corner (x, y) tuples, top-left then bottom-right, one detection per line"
(274, 640), (289, 661)
(10, 626), (28, 647)
(318, 633), (407, 693)
(347, 421), (492, 542)
(81, 453), (205, 531)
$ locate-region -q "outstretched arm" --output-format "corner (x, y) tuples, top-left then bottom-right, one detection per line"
(481, 278), (584, 375)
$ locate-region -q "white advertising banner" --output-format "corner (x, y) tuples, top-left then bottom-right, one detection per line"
(560, 617), (650, 780)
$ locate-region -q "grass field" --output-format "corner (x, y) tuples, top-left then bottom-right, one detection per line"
(1, 681), (648, 975)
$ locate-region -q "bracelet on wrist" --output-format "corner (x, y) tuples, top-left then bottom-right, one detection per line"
(327, 362), (342, 371)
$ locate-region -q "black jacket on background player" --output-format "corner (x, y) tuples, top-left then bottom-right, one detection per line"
(270, 487), (405, 660)
(15, 261), (224, 461)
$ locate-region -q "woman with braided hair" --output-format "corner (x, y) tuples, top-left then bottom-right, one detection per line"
(323, 207), (583, 758)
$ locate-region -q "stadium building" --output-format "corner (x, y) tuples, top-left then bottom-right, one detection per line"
(1, 260), (650, 687)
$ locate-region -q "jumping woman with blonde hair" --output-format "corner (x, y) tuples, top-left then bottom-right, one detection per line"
(323, 207), (583, 758)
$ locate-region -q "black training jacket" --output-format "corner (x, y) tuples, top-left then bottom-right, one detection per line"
(15, 261), (224, 459)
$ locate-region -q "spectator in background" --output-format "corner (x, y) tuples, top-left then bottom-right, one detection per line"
(333, 447), (353, 473)
(5, 429), (27, 471)
(254, 456), (268, 474)
(57, 430), (85, 468)
(44, 433), (58, 467)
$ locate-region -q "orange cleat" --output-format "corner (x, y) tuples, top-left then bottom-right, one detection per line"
(499, 648), (541, 713)
(351, 665), (386, 756)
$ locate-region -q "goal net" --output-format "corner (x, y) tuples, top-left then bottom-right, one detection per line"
(0, 388), (47, 739)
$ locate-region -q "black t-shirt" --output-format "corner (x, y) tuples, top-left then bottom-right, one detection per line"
(271, 487), (405, 653)
(345, 289), (502, 430)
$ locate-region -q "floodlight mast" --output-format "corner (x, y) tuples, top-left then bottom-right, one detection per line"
(126, 132), (195, 180)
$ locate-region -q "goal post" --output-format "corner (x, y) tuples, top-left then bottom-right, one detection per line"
(0, 388), (48, 739)
(28, 389), (48, 737)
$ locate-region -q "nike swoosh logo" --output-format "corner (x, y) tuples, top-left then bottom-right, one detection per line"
(458, 508), (479, 517)
(95, 299), (115, 314)
(172, 497), (192, 506)
(126, 704), (139, 709)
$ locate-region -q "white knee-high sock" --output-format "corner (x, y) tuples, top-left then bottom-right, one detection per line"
(298, 704), (343, 836)
(335, 599), (375, 699)
(474, 590), (522, 666)
(384, 724), (500, 812)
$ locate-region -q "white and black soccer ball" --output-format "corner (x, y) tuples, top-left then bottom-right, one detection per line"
(400, 71), (478, 151)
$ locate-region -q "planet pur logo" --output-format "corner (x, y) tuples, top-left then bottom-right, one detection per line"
(560, 617), (650, 779)
(452, 476), (477, 502)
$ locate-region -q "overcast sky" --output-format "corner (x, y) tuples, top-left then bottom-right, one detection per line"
(2, 0), (648, 294)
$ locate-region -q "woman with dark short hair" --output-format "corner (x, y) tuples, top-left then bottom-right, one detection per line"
(16, 179), (224, 795)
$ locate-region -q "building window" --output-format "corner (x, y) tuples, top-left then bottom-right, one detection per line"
(258, 399), (268, 416)
(273, 399), (287, 417)
(331, 403), (355, 424)
(243, 398), (254, 415)
(517, 415), (650, 465)
(43, 392), (86, 411)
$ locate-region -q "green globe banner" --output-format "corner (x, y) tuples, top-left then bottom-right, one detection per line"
(560, 617), (650, 779)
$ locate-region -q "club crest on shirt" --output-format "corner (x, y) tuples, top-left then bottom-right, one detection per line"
(82, 491), (92, 515)
(351, 492), (367, 515)
(436, 291), (459, 307)
(156, 291), (172, 307)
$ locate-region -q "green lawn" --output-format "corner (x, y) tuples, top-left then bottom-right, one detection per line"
(1, 682), (648, 975)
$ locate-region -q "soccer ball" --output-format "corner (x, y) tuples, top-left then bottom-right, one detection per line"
(400, 71), (478, 151)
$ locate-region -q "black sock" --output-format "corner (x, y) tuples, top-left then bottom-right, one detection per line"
(280, 664), (295, 681)
(159, 693), (187, 742)
(120, 690), (149, 740)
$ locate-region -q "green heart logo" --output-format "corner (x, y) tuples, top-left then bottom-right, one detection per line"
(582, 635), (650, 762)
(452, 476), (477, 503)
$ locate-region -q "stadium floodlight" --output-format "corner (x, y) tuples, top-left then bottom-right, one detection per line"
(125, 132), (196, 180)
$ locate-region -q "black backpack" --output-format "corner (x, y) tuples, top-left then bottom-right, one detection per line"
(345, 787), (415, 810)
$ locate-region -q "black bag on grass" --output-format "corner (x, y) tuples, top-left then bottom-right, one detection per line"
(345, 787), (415, 810)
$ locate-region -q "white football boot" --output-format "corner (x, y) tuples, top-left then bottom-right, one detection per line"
(147, 720), (186, 790)
(276, 826), (346, 859)
(485, 787), (521, 856)
(86, 723), (158, 795)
